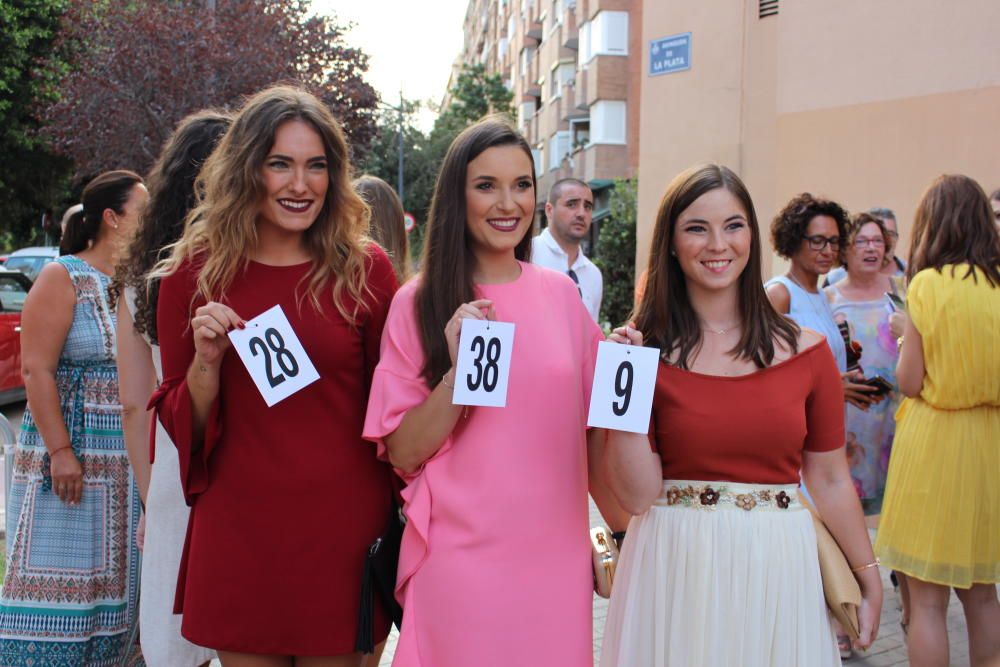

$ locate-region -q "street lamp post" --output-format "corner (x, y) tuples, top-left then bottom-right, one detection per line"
(378, 91), (406, 208)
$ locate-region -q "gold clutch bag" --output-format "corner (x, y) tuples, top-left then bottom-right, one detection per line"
(591, 525), (620, 599)
(801, 495), (862, 640)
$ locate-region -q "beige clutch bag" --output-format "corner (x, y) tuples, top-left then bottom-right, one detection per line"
(590, 525), (620, 599)
(801, 495), (862, 639)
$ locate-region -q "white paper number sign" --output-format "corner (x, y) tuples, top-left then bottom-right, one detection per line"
(587, 341), (659, 433)
(227, 304), (320, 407)
(451, 319), (515, 407)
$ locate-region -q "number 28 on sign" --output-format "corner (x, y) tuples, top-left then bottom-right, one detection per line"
(228, 304), (320, 407)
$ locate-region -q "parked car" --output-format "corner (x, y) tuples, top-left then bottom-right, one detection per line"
(4, 246), (59, 282)
(0, 269), (32, 405)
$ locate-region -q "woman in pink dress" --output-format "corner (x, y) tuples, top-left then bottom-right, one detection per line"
(363, 117), (608, 666)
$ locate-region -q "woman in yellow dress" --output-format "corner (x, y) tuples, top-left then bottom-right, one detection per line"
(874, 174), (1000, 667)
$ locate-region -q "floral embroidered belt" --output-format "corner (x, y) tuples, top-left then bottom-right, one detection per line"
(653, 479), (802, 512)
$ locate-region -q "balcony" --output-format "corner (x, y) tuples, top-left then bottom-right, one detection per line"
(526, 112), (540, 145)
(583, 0), (631, 22)
(558, 83), (588, 122)
(525, 55), (542, 97)
(580, 54), (628, 108)
(572, 143), (628, 183)
(561, 5), (579, 50)
(524, 16), (543, 40)
(540, 98), (566, 137)
(575, 72), (588, 111)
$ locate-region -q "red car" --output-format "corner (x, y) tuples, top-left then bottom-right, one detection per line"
(0, 269), (32, 405)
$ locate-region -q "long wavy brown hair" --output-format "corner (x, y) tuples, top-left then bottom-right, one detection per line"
(152, 85), (372, 322)
(112, 110), (231, 343)
(416, 116), (534, 387)
(634, 163), (799, 369)
(908, 174), (1000, 287)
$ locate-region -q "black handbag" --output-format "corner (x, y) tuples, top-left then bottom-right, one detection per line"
(355, 502), (405, 653)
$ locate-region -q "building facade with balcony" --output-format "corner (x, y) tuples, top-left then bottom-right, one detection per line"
(635, 0), (1000, 277)
(456, 0), (641, 227)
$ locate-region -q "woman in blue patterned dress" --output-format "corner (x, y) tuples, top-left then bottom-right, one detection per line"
(0, 171), (148, 665)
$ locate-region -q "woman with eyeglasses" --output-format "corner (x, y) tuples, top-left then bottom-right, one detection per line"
(824, 212), (905, 518)
(766, 194), (883, 411)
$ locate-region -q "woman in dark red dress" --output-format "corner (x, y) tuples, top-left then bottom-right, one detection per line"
(150, 86), (397, 666)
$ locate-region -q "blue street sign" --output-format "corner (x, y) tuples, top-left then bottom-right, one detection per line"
(649, 33), (691, 77)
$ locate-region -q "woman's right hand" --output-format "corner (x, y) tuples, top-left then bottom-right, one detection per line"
(50, 448), (83, 505)
(609, 321), (643, 346)
(444, 299), (495, 366)
(191, 302), (245, 367)
(842, 370), (883, 410)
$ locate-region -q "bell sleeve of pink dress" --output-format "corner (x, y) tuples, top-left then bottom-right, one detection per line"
(362, 280), (430, 474)
(148, 260), (222, 505)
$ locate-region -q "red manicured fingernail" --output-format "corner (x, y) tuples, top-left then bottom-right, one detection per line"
(237, 321), (246, 330)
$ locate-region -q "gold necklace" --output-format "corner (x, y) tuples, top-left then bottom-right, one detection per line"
(701, 321), (740, 335)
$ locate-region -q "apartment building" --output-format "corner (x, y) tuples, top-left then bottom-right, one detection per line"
(635, 0), (1000, 276)
(458, 0), (641, 223)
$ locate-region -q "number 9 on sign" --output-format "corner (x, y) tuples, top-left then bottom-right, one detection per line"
(452, 319), (516, 407)
(588, 341), (659, 433)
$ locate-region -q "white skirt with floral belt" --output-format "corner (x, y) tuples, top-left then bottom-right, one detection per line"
(599, 480), (838, 667)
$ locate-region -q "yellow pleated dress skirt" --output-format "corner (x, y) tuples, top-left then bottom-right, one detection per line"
(874, 265), (1000, 588)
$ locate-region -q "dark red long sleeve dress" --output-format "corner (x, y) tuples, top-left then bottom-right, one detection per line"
(152, 248), (397, 655)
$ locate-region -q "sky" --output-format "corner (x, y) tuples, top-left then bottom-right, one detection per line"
(312, 0), (470, 131)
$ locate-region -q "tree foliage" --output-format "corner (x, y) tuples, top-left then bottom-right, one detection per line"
(361, 63), (514, 262)
(37, 0), (379, 179)
(593, 176), (637, 328)
(0, 0), (72, 249)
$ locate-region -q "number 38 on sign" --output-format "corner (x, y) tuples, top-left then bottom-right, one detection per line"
(228, 304), (320, 407)
(452, 318), (515, 408)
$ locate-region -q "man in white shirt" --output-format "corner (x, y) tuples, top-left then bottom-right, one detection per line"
(531, 178), (604, 322)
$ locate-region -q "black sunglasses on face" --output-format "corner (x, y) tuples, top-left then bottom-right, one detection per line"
(804, 235), (841, 251)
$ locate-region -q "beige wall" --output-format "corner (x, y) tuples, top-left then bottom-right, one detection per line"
(636, 0), (1000, 281)
(636, 1), (753, 275)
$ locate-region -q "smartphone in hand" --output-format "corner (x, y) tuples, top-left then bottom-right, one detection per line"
(862, 375), (894, 397)
(885, 292), (906, 312)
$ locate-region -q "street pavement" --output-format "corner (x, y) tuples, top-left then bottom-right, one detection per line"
(0, 401), (984, 666)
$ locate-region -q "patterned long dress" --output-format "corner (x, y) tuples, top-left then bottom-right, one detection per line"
(825, 280), (903, 515)
(0, 256), (144, 666)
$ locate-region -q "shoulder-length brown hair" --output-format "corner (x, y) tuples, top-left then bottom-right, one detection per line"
(416, 115), (534, 386)
(634, 163), (799, 369)
(908, 174), (1000, 287)
(113, 109), (231, 344)
(152, 85), (372, 322)
(354, 175), (411, 283)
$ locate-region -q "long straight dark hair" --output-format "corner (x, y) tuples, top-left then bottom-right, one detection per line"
(634, 164), (799, 369)
(908, 174), (1000, 287)
(415, 116), (535, 386)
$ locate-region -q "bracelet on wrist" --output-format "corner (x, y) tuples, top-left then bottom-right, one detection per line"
(48, 444), (72, 457)
(851, 557), (880, 573)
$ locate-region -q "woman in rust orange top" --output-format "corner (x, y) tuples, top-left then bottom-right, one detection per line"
(599, 164), (882, 667)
